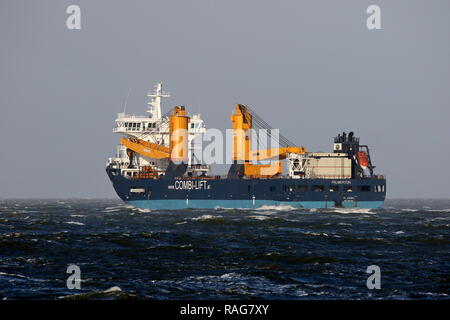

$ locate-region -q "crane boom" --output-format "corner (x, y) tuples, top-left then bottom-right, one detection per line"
(229, 104), (307, 178)
(119, 106), (190, 163)
(120, 137), (170, 159)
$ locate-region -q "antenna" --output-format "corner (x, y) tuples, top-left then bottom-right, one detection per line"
(123, 87), (132, 114)
(147, 82), (170, 119)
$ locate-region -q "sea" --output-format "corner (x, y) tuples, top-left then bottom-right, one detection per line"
(0, 198), (448, 299)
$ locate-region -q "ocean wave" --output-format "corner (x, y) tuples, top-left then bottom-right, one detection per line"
(58, 286), (136, 300)
(65, 221), (85, 226)
(147, 244), (193, 250)
(248, 215), (270, 221)
(2, 198), (449, 299)
(255, 205), (297, 212)
(327, 208), (374, 214)
(220, 272), (241, 279)
(103, 208), (124, 213)
(134, 208), (151, 213)
(0, 233), (23, 239)
(304, 231), (329, 237)
(0, 272), (28, 279)
(192, 215), (223, 221)
(0, 272), (49, 283)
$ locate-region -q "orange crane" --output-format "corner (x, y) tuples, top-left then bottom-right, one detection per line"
(120, 104), (305, 179)
(120, 106), (190, 162)
(230, 104), (306, 178)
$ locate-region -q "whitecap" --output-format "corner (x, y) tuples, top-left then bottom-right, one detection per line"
(304, 232), (329, 237)
(192, 215), (222, 221)
(0, 272), (28, 279)
(255, 205), (296, 212)
(248, 215), (270, 220)
(103, 286), (122, 293)
(329, 208), (374, 214)
(65, 221), (85, 226)
(220, 272), (240, 279)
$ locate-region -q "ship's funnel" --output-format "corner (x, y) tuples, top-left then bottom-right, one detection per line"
(169, 106), (190, 164)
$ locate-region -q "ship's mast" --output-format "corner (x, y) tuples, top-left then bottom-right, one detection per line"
(147, 82), (170, 120)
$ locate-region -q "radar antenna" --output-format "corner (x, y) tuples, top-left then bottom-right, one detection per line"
(147, 82), (170, 119)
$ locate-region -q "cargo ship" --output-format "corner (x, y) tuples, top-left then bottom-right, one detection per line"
(106, 83), (386, 210)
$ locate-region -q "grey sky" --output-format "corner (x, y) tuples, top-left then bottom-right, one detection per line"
(0, 0), (449, 198)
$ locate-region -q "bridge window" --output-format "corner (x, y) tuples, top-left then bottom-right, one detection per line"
(270, 186), (276, 192)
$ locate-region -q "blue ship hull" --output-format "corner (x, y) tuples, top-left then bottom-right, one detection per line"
(125, 199), (384, 210)
(107, 168), (386, 210)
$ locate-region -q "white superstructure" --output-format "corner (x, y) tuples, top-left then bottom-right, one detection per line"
(107, 83), (208, 176)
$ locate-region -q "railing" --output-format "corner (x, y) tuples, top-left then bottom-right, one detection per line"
(361, 174), (386, 180)
(334, 137), (360, 144)
(116, 113), (150, 120)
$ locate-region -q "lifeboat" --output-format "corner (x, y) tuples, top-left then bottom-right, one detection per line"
(357, 151), (369, 168)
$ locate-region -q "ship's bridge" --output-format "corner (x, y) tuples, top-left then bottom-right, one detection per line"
(113, 112), (205, 136)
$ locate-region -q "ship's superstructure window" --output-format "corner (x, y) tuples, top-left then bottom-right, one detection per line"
(270, 186), (276, 192)
(286, 186), (294, 192)
(358, 185), (371, 192)
(374, 185), (385, 192)
(124, 122), (142, 131)
(329, 185), (339, 192)
(312, 185), (324, 192)
(297, 185), (308, 192)
(123, 122), (141, 130)
(344, 186), (353, 192)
